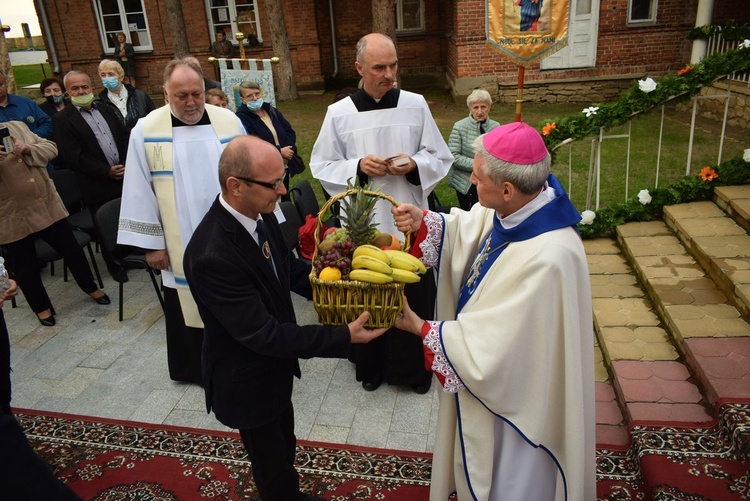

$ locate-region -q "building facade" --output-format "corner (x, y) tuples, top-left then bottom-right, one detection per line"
(32, 0), (747, 102)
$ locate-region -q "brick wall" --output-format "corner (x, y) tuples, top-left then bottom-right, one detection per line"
(35, 0), (324, 99)
(447, 0), (698, 101)
(33, 0), (716, 102)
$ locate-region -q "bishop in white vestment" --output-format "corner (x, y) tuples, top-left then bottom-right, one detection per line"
(394, 122), (596, 500)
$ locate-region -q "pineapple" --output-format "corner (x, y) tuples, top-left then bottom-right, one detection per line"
(339, 178), (379, 246)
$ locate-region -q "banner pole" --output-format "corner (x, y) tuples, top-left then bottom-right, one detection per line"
(514, 65), (525, 122)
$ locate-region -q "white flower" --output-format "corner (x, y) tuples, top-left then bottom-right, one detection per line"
(739, 39), (750, 50)
(580, 210), (596, 225)
(744, 148), (750, 163)
(583, 106), (599, 117)
(637, 189), (652, 205)
(638, 77), (657, 93)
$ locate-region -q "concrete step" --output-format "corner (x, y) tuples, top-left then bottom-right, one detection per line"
(587, 190), (750, 452)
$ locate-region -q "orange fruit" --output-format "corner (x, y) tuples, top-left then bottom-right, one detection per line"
(319, 266), (342, 281)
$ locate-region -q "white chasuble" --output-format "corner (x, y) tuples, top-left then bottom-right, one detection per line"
(310, 91), (452, 235)
(423, 203), (596, 501)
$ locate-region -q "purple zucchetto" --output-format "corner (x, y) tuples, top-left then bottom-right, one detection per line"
(482, 122), (548, 164)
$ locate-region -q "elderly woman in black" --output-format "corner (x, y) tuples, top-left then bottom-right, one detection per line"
(234, 80), (302, 194)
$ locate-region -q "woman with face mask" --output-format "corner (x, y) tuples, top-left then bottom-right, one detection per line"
(234, 80), (302, 197)
(97, 59), (155, 132)
(38, 78), (70, 118)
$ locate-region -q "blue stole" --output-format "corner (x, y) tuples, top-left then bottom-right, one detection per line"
(456, 175), (581, 314)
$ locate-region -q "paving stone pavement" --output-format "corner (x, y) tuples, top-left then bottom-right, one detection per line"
(8, 185), (750, 457)
(5, 255), (439, 453)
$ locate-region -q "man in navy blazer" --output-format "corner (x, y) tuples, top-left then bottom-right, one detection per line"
(183, 135), (386, 501)
(52, 70), (129, 281)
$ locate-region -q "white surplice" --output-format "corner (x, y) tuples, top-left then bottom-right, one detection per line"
(310, 90), (452, 235)
(419, 204), (596, 501)
(117, 118), (245, 288)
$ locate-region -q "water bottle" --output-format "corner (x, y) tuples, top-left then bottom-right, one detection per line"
(0, 257), (11, 292)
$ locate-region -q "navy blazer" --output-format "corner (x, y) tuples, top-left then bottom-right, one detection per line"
(235, 102), (299, 169)
(183, 198), (351, 429)
(52, 101), (129, 207)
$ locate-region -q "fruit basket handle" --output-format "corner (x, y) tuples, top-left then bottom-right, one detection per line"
(312, 188), (411, 261)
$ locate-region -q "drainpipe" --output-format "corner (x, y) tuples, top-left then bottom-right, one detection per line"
(690, 0), (714, 64)
(328, 0), (338, 78)
(35, 0), (60, 74)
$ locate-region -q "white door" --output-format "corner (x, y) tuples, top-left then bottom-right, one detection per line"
(541, 0), (600, 69)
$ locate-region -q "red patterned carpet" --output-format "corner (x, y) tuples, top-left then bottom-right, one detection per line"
(14, 402), (750, 500)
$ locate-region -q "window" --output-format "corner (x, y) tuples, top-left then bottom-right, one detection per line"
(628, 0), (657, 25)
(206, 0), (262, 45)
(95, 0), (152, 52)
(395, 0), (425, 33)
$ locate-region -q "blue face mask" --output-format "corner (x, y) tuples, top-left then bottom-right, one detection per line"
(246, 98), (263, 111)
(102, 76), (121, 91)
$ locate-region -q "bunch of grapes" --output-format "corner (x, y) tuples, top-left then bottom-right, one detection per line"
(314, 237), (356, 279)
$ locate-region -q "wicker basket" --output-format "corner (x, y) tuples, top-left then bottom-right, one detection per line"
(310, 188), (410, 328)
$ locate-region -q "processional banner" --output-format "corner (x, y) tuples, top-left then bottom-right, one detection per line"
(217, 58), (276, 111)
(487, 0), (571, 66)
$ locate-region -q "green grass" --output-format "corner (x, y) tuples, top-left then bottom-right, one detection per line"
(9, 62), (52, 98)
(278, 89), (746, 213)
(11, 60), (744, 213)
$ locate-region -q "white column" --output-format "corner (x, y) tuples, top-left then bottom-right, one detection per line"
(690, 0), (714, 63)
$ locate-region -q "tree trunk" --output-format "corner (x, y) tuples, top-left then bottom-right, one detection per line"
(371, 0), (398, 85)
(164, 0), (190, 57)
(0, 22), (17, 94)
(371, 0), (396, 42)
(263, 0), (298, 101)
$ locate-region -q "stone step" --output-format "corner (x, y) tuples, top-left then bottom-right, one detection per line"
(663, 200), (750, 321)
(587, 189), (750, 440)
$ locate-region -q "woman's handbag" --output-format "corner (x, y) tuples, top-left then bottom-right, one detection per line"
(289, 152), (306, 175)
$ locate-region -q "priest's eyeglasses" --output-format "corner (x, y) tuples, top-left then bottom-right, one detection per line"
(235, 168), (287, 191)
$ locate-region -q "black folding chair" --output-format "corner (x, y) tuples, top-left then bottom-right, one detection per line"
(94, 198), (164, 321)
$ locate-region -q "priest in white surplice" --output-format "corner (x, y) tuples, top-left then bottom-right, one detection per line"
(310, 33), (452, 394)
(118, 59), (245, 385)
(393, 122), (596, 500)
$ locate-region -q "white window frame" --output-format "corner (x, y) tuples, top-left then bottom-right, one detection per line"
(205, 0), (263, 46)
(627, 0), (658, 26)
(93, 0), (153, 52)
(395, 0), (425, 34)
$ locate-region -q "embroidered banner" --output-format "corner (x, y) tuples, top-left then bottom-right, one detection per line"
(487, 0), (571, 66)
(217, 58), (276, 111)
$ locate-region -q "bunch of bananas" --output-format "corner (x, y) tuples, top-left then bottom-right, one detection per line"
(348, 245), (426, 284)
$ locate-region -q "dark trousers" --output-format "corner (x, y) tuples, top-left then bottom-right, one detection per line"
(0, 413), (81, 500)
(163, 288), (204, 385)
(239, 404), (304, 501)
(1, 310), (10, 415)
(3, 219), (98, 314)
(456, 185), (479, 211)
(352, 268), (434, 386)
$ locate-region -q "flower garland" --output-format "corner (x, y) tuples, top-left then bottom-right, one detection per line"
(576, 153), (750, 239)
(539, 36), (750, 153)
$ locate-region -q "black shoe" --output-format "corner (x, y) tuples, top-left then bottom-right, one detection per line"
(37, 313), (56, 327)
(412, 381), (432, 394)
(362, 376), (382, 392)
(92, 293), (111, 305)
(301, 495), (325, 501)
(110, 270), (129, 283)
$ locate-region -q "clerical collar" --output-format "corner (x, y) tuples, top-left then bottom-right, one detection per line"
(499, 183), (555, 229)
(171, 110), (211, 127)
(351, 88), (400, 112)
